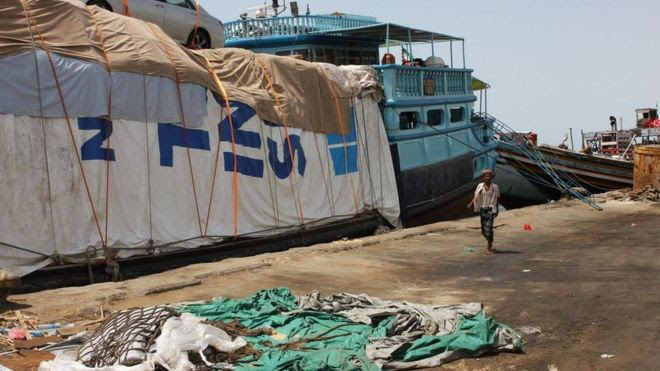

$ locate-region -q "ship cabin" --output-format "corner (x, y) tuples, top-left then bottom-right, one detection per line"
(636, 108), (658, 128)
(224, 11), (497, 215)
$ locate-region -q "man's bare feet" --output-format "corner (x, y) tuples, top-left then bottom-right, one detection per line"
(485, 249), (494, 255)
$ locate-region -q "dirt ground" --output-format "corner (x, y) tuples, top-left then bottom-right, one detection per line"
(3, 198), (659, 370)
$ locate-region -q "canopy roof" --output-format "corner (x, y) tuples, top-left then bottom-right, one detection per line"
(471, 77), (491, 91)
(315, 22), (463, 46)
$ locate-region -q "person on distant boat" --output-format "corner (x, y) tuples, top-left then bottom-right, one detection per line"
(524, 131), (537, 146)
(467, 169), (500, 255)
(381, 53), (396, 65)
(609, 116), (617, 131)
(412, 58), (426, 67)
(558, 133), (569, 149)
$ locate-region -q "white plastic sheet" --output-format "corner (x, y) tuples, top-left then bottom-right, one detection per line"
(0, 64), (400, 276)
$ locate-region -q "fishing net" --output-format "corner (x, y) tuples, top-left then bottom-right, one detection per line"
(78, 306), (178, 367)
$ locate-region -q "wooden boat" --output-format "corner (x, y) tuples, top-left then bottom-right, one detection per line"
(497, 142), (633, 201)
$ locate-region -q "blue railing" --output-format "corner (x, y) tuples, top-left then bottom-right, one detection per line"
(224, 15), (379, 40)
(374, 65), (472, 99)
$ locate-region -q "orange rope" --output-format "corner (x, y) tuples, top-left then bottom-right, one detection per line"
(352, 106), (368, 205)
(200, 55), (240, 237)
(121, 0), (130, 16)
(257, 61), (305, 225)
(203, 103), (223, 236)
(322, 71), (360, 214)
(147, 24), (204, 236)
(88, 7), (114, 248)
(20, 0), (108, 257)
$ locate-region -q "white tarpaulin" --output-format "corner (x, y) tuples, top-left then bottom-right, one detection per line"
(0, 54), (400, 277)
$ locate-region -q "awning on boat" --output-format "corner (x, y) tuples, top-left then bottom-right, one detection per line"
(472, 77), (491, 91)
(314, 22), (462, 45)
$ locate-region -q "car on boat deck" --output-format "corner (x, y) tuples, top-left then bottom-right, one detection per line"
(84, 0), (224, 48)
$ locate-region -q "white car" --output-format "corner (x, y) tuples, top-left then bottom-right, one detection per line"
(85, 0), (224, 49)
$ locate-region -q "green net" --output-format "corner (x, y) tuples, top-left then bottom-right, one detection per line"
(180, 288), (520, 370)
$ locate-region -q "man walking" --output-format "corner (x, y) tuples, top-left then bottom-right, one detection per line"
(467, 169), (500, 255)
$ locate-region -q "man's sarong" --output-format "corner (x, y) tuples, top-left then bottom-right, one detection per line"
(480, 207), (495, 243)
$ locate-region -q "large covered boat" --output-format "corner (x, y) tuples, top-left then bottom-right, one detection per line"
(223, 10), (498, 224)
(0, 0), (401, 288)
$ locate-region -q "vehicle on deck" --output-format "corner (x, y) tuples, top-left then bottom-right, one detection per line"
(85, 0), (224, 48)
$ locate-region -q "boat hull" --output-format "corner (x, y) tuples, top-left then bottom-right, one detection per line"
(390, 146), (486, 225)
(497, 143), (633, 200)
(17, 213), (380, 293)
(495, 160), (548, 209)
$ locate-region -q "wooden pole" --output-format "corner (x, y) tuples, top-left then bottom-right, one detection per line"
(569, 128), (574, 150)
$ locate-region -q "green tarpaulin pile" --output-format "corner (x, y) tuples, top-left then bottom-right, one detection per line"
(180, 288), (521, 370)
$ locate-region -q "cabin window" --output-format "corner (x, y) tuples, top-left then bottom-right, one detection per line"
(314, 49), (325, 63)
(399, 112), (418, 130)
(348, 50), (361, 65)
(450, 107), (464, 123)
(325, 49), (335, 64)
(336, 50), (346, 65)
(427, 109), (444, 126)
(292, 48), (309, 61)
(363, 51), (378, 64)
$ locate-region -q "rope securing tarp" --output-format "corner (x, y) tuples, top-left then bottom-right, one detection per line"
(0, 0), (401, 278)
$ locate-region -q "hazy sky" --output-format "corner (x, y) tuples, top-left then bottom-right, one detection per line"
(199, 0), (660, 146)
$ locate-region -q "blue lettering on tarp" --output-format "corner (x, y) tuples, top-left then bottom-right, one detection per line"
(326, 110), (358, 175)
(218, 101), (261, 149)
(211, 96), (308, 179)
(78, 117), (116, 161)
(223, 152), (264, 178)
(157, 123), (210, 167)
(267, 134), (306, 179)
(215, 97), (265, 177)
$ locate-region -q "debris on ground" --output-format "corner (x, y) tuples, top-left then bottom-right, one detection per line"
(518, 325), (542, 335)
(78, 306), (178, 367)
(0, 310), (97, 365)
(600, 353), (615, 359)
(32, 288), (521, 370)
(604, 186), (660, 202)
(0, 334), (13, 353)
(0, 349), (55, 370)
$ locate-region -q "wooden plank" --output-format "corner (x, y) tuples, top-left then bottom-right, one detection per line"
(13, 335), (61, 349)
(0, 349), (55, 371)
(145, 279), (201, 295)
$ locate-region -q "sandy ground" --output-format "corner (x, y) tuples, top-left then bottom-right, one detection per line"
(3, 198), (659, 370)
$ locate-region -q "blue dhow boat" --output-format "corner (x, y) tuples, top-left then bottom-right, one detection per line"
(224, 11), (497, 224)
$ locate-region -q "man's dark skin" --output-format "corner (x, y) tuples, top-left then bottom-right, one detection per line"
(467, 171), (499, 254)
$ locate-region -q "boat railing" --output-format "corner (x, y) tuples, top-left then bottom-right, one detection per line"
(374, 65), (473, 99)
(225, 15), (378, 40)
(477, 112), (602, 210)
